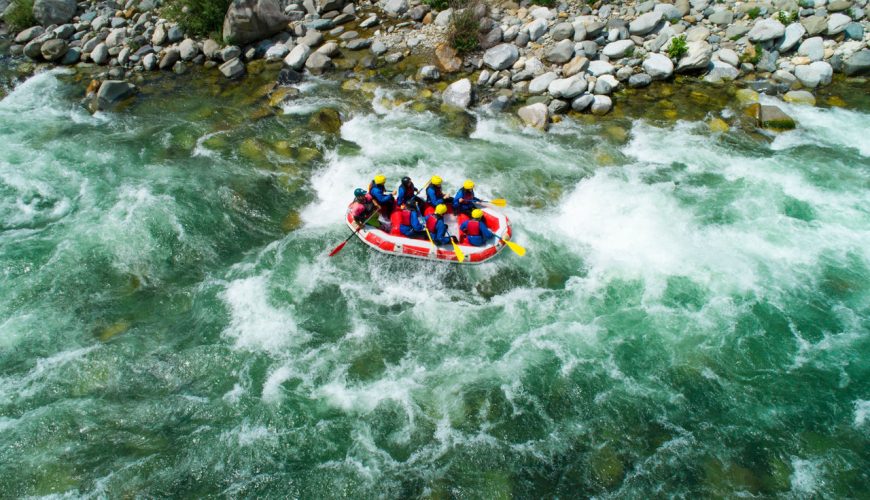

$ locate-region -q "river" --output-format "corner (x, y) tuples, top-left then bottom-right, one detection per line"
(0, 66), (868, 497)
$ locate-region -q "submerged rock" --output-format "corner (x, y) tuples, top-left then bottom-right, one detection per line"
(94, 80), (136, 111)
(308, 108), (342, 133)
(757, 104), (796, 130)
(783, 90), (816, 105)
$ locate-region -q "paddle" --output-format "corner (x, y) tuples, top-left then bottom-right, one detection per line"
(497, 236), (526, 256)
(329, 210), (379, 257)
(481, 198), (507, 207)
(415, 204), (437, 253)
(442, 227), (465, 263)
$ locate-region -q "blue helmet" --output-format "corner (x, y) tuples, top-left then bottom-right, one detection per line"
(354, 188), (366, 197)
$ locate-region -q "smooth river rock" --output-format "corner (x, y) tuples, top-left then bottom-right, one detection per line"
(518, 103), (549, 130)
(33, 0), (76, 26)
(483, 43), (518, 71)
(223, 0), (290, 45)
(442, 78), (473, 109)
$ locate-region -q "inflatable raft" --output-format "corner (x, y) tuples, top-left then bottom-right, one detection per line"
(344, 205), (512, 264)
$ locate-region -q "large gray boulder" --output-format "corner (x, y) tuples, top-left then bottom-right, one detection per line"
(223, 0), (290, 45)
(602, 39), (635, 59)
(843, 49), (870, 76)
(528, 71), (558, 94)
(708, 9), (733, 25)
(590, 95), (612, 115)
(587, 60), (615, 76)
(748, 19), (785, 42)
(382, 0), (408, 16)
(798, 37), (824, 61)
(304, 52), (334, 74)
(629, 11), (662, 36)
(442, 78), (473, 109)
(703, 60), (739, 83)
(518, 103), (548, 130)
(220, 57), (246, 78)
(90, 43), (109, 65)
(778, 23), (806, 53)
(33, 0), (76, 26)
(546, 39), (575, 63)
(676, 41), (712, 72)
(482, 43), (518, 71)
(794, 61), (833, 88)
(283, 44), (311, 70)
(95, 81), (136, 110)
(40, 38), (68, 61)
(827, 13), (851, 35)
(548, 75), (586, 99)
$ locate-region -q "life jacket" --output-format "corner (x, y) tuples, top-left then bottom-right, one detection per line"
(465, 219), (481, 236)
(399, 210), (412, 227)
(426, 214), (439, 233)
(460, 188), (474, 203)
(429, 185), (443, 200)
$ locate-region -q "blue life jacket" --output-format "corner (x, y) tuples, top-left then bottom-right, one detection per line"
(426, 185), (445, 206)
(425, 214), (450, 245)
(453, 188), (479, 212)
(369, 181), (395, 207)
(396, 184), (416, 206)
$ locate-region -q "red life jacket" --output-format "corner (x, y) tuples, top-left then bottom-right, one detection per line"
(426, 215), (438, 233)
(465, 220), (481, 236)
(399, 210), (411, 226)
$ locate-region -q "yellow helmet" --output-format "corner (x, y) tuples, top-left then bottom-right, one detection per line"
(463, 179), (474, 190)
(374, 174), (386, 185)
(472, 209), (483, 219)
(435, 204), (447, 215)
(431, 175), (442, 186)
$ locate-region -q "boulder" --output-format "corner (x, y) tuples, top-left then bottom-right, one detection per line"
(794, 61), (833, 87)
(15, 26), (44, 44)
(594, 74), (619, 95)
(703, 60), (739, 83)
(40, 38), (68, 61)
(676, 41), (712, 72)
(142, 53), (158, 70)
(527, 18), (548, 41)
(305, 52), (333, 74)
(783, 90), (816, 105)
(346, 38), (371, 50)
(442, 78), (473, 109)
(95, 80), (136, 110)
(778, 23), (805, 53)
(434, 9), (452, 27)
(151, 25), (167, 46)
(284, 44), (311, 70)
(179, 39), (199, 61)
(800, 15), (827, 36)
(418, 65), (440, 81)
(529, 6), (555, 19)
(435, 43), (462, 73)
(587, 60), (615, 76)
(708, 9), (733, 25)
(265, 43), (290, 60)
(223, 0), (290, 45)
(518, 103), (548, 130)
(33, 0), (76, 26)
(551, 22), (574, 41)
(371, 40), (388, 56)
(716, 48), (739, 67)
(844, 22), (863, 41)
(563, 56), (589, 77)
(602, 39), (635, 59)
(644, 52), (674, 80)
(548, 75), (586, 99)
(382, 0), (408, 16)
(528, 71), (558, 94)
(483, 43), (518, 71)
(654, 3), (683, 21)
(277, 67), (303, 84)
(591, 95), (613, 115)
(757, 104), (795, 130)
(628, 73), (652, 88)
(91, 43), (109, 65)
(748, 19), (785, 42)
(203, 39), (221, 60)
(798, 36), (824, 61)
(571, 94), (594, 112)
(827, 13), (851, 35)
(221, 45), (242, 61)
(843, 49), (870, 76)
(629, 11), (662, 36)
(24, 40), (43, 59)
(827, 0), (852, 11)
(547, 39), (575, 64)
(309, 108), (342, 133)
(219, 57), (246, 78)
(60, 47), (80, 65)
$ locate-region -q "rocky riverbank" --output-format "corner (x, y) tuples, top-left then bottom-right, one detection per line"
(1, 0), (868, 129)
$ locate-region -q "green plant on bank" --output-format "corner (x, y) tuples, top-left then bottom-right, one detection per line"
(162, 0), (231, 38)
(422, 0), (449, 11)
(739, 43), (763, 64)
(666, 34), (688, 60)
(777, 10), (797, 24)
(4, 0), (36, 31)
(448, 1), (481, 54)
(529, 0), (556, 6)
(747, 6), (762, 19)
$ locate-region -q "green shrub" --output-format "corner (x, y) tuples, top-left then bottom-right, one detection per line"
(423, 0), (449, 10)
(5, 0), (37, 31)
(163, 0), (231, 38)
(448, 4), (479, 54)
(529, 0), (556, 6)
(776, 10), (797, 24)
(746, 6), (761, 19)
(666, 34), (688, 60)
(739, 43), (762, 64)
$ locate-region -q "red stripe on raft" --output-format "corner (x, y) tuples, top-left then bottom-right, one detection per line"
(403, 245), (430, 257)
(469, 246), (497, 262)
(365, 232), (395, 252)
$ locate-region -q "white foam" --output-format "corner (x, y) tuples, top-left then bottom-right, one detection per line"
(762, 95), (870, 157)
(0, 346), (97, 403)
(853, 399), (869, 428)
(789, 457), (822, 495)
(221, 421), (277, 447)
(220, 274), (306, 353)
(262, 364), (294, 402)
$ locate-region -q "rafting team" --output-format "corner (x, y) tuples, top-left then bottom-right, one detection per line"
(349, 174), (496, 247)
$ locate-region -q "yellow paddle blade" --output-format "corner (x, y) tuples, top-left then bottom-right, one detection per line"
(488, 199), (507, 207)
(423, 227), (436, 251)
(451, 239), (465, 263)
(503, 239), (526, 256)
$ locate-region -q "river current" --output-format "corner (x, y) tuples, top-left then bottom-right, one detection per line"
(0, 68), (868, 497)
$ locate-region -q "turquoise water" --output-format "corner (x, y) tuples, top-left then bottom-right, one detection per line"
(0, 68), (868, 497)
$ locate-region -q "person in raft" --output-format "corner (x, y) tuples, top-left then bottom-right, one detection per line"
(424, 175), (453, 216)
(390, 202), (425, 238)
(460, 209), (495, 246)
(368, 174), (394, 215)
(349, 188), (376, 226)
(396, 176), (419, 208)
(453, 179), (481, 216)
(425, 204), (453, 245)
